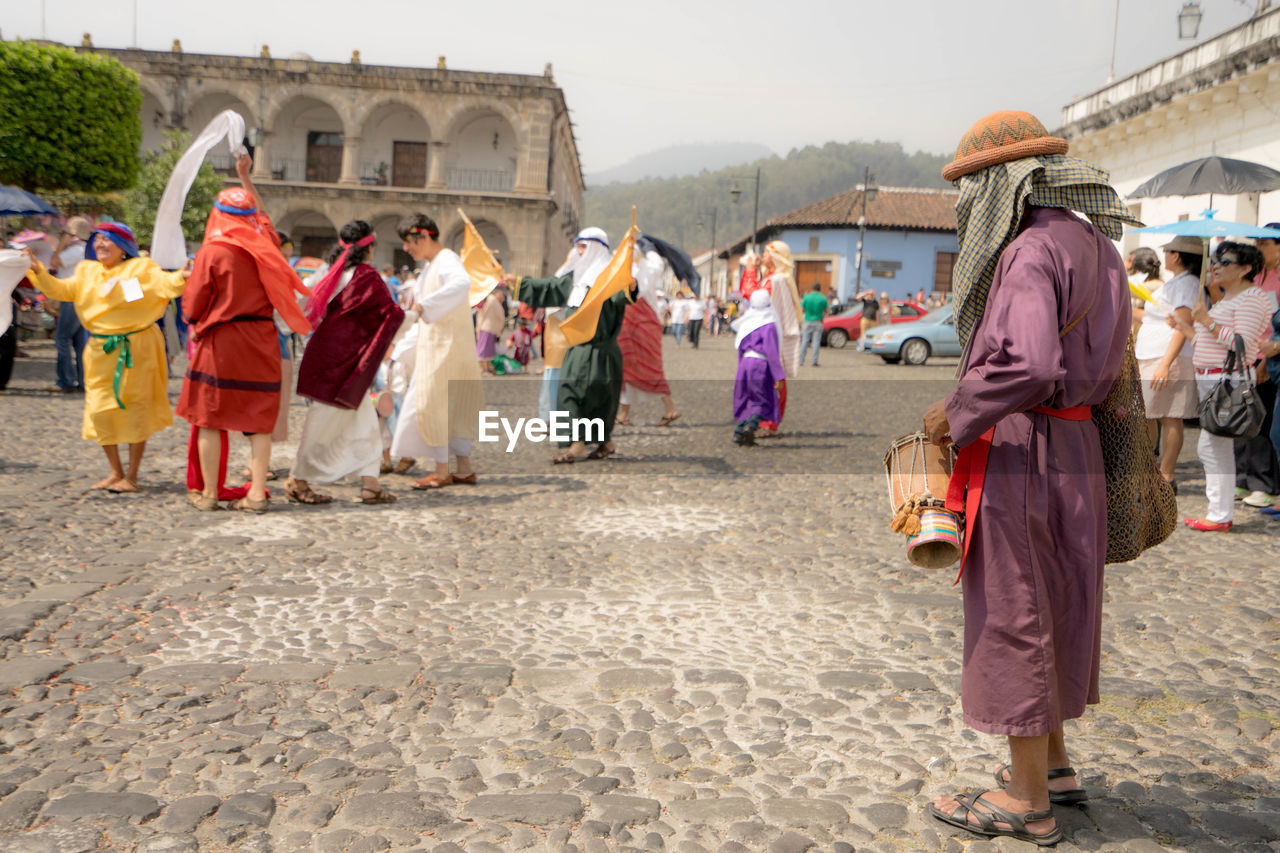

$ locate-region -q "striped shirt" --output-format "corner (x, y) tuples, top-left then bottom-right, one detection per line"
(1193, 286), (1275, 369)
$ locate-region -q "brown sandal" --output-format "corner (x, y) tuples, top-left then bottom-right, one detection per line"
(231, 496), (269, 514)
(360, 487), (397, 504)
(586, 443), (615, 460)
(284, 479), (333, 505)
(392, 458), (416, 475)
(412, 474), (453, 489)
(655, 413), (680, 427)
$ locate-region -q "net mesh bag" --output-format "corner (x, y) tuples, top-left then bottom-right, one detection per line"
(1094, 335), (1178, 563)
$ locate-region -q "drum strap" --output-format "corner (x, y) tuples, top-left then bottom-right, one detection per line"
(945, 404), (1092, 584)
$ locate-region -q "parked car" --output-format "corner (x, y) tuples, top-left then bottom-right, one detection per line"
(861, 305), (961, 365)
(821, 299), (926, 348)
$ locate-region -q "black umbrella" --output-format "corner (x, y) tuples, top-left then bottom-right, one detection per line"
(0, 185), (59, 217)
(1128, 156), (1280, 199)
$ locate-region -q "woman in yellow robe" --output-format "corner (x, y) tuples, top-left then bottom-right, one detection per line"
(25, 222), (188, 492)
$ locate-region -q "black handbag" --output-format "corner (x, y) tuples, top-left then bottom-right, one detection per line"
(1198, 334), (1266, 439)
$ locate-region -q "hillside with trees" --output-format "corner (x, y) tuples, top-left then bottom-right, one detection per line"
(584, 140), (951, 252)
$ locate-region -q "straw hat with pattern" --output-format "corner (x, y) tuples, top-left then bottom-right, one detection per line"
(942, 110), (1069, 182)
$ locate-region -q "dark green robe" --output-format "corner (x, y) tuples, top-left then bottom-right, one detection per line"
(520, 273), (633, 445)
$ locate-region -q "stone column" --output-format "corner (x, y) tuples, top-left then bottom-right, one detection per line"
(427, 141), (449, 189)
(251, 134), (272, 181)
(339, 136), (362, 186)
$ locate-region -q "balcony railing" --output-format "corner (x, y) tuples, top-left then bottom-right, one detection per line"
(269, 159), (308, 182)
(447, 168), (514, 192)
(207, 152), (237, 175)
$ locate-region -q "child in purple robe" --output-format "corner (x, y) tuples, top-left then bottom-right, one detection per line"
(731, 290), (785, 446)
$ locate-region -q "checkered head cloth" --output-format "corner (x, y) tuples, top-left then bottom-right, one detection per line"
(951, 154), (1143, 349)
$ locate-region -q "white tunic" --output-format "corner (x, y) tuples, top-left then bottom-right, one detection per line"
(390, 250), (484, 458)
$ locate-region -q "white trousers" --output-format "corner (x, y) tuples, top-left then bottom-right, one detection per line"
(1196, 374), (1235, 523)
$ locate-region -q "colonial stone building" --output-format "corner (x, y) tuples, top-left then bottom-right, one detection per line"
(1057, 4), (1280, 253)
(78, 40), (584, 274)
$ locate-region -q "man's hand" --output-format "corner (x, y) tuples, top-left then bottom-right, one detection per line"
(235, 153), (253, 183)
(923, 398), (952, 446)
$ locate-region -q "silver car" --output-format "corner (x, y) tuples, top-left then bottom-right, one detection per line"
(861, 306), (962, 365)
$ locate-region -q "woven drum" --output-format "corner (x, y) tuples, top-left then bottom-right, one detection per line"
(883, 433), (961, 569)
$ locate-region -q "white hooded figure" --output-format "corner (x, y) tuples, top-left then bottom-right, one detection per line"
(537, 227), (612, 421)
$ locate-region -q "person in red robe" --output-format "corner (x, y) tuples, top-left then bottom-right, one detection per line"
(176, 154), (311, 513)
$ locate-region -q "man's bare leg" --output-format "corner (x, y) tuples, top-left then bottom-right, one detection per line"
(932, 734), (1056, 837)
(197, 429), (222, 500)
(246, 433), (272, 502)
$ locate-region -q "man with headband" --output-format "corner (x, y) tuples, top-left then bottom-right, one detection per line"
(176, 153), (311, 512)
(920, 111), (1137, 846)
(389, 213), (484, 489)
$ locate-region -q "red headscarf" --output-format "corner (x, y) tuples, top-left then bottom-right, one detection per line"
(304, 233), (376, 326)
(203, 188), (311, 334)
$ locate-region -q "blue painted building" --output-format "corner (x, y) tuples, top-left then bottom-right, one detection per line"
(725, 186), (959, 304)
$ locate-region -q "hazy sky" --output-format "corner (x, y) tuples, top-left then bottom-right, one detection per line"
(4, 0), (1260, 174)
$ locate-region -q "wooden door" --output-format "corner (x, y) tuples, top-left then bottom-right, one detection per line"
(934, 251), (957, 293)
(796, 260), (834, 296)
(306, 131), (343, 183)
(392, 141), (427, 188)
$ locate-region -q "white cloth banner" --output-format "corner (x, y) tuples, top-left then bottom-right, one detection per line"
(150, 110), (246, 270)
(0, 249), (34, 336)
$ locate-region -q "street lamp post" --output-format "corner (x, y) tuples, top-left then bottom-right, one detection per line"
(730, 167), (762, 255)
(854, 166), (878, 297)
(697, 208), (718, 298)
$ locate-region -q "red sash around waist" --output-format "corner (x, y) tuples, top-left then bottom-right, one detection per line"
(944, 404), (1092, 584)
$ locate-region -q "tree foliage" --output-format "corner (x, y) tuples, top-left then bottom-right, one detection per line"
(0, 40), (142, 192)
(584, 140), (951, 252)
(122, 130), (227, 249)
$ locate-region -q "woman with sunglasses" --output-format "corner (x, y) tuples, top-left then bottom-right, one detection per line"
(1168, 241), (1272, 531)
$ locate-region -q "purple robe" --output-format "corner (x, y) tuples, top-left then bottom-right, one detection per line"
(733, 325), (784, 422)
(944, 206), (1131, 737)
(297, 264), (405, 410)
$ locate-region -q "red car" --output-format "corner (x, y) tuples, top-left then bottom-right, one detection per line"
(822, 300), (927, 348)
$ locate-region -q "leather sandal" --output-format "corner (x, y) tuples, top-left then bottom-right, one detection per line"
(929, 790), (1062, 846)
(994, 764), (1088, 805)
(359, 487), (397, 504)
(187, 491), (220, 512)
(451, 472), (477, 485)
(655, 413), (680, 427)
(231, 496), (270, 514)
(284, 479), (333, 505)
(586, 443), (615, 460)
(412, 474), (453, 489)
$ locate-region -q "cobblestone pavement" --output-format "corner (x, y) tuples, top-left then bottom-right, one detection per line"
(0, 335), (1277, 853)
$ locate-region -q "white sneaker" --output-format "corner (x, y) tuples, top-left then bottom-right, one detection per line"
(1243, 491), (1276, 508)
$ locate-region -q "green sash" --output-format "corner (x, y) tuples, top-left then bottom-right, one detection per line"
(89, 329), (144, 409)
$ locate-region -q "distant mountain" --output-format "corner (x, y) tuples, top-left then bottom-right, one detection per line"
(586, 143), (776, 187)
(583, 139), (951, 251)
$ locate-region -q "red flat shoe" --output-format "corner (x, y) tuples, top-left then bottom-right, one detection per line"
(1183, 517), (1232, 532)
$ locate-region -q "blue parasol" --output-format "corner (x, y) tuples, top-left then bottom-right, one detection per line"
(0, 186), (59, 217)
(1129, 209), (1280, 239)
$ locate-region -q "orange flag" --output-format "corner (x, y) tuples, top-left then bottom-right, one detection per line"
(559, 209), (639, 347)
(457, 208), (504, 308)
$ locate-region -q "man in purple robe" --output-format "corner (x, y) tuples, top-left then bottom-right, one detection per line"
(732, 290), (784, 446)
(921, 111), (1138, 846)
